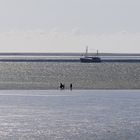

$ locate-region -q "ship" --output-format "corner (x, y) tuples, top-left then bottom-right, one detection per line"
(80, 47), (101, 63)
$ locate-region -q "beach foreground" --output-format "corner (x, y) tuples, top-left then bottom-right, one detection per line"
(0, 90), (140, 140)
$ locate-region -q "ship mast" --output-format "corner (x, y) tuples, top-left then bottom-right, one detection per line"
(85, 46), (88, 57)
(96, 50), (99, 56)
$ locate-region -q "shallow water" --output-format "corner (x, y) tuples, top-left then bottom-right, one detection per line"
(0, 62), (140, 89)
(0, 90), (140, 140)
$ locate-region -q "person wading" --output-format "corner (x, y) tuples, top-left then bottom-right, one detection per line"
(70, 83), (72, 90)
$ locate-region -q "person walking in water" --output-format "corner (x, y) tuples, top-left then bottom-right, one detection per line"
(60, 83), (65, 90)
(70, 83), (72, 90)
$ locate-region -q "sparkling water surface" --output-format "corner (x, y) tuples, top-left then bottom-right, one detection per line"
(0, 62), (140, 89)
(0, 90), (140, 140)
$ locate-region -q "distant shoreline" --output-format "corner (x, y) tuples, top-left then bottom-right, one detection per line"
(0, 59), (80, 62)
(0, 52), (140, 56)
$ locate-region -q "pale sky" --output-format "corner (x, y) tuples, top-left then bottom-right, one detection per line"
(0, 0), (140, 53)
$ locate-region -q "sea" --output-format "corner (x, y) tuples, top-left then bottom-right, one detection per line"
(0, 90), (140, 140)
(0, 61), (140, 89)
(0, 54), (140, 139)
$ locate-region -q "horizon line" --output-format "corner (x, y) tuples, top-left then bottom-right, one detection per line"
(0, 52), (139, 56)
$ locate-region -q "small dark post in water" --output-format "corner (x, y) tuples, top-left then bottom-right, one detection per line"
(70, 83), (72, 90)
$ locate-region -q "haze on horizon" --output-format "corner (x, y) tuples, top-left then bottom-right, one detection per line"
(0, 0), (140, 53)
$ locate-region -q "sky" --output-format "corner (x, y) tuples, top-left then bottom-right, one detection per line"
(0, 0), (140, 53)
